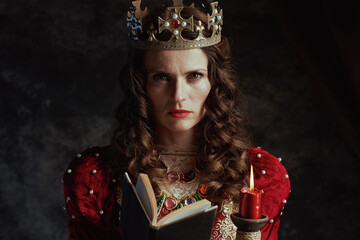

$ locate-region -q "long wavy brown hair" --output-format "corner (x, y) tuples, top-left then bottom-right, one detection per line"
(108, 1), (251, 204)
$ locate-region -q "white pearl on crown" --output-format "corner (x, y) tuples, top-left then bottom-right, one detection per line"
(181, 21), (187, 27)
(173, 14), (178, 19)
(164, 22), (170, 27)
(173, 30), (179, 35)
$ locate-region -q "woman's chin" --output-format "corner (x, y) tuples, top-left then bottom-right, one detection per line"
(167, 126), (194, 133)
(163, 123), (197, 133)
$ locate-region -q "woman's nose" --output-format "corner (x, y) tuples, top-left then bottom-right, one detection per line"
(171, 78), (186, 102)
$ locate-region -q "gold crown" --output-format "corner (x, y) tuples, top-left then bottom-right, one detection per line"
(127, 0), (223, 50)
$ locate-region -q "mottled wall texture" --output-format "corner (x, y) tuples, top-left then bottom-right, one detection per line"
(1, 0), (359, 239)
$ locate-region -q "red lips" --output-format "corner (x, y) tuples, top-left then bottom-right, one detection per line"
(168, 109), (191, 118)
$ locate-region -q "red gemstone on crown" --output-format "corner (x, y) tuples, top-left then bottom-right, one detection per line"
(180, 170), (196, 183)
(167, 171), (179, 182)
(172, 20), (180, 28)
(164, 197), (177, 210)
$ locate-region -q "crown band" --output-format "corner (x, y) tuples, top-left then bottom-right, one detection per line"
(127, 0), (223, 50)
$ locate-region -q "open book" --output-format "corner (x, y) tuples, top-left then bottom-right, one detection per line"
(119, 172), (218, 240)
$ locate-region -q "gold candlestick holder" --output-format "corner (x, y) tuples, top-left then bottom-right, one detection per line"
(230, 213), (268, 240)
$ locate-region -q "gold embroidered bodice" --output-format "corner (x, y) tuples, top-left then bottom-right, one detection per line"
(156, 144), (203, 199)
(155, 145), (238, 240)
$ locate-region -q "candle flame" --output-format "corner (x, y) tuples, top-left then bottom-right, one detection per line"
(250, 164), (254, 192)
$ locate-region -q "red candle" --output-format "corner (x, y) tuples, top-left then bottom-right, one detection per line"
(239, 164), (262, 219)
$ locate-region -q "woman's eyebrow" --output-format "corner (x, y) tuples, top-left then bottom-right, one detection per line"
(184, 69), (207, 74)
(147, 68), (207, 74)
(147, 69), (170, 75)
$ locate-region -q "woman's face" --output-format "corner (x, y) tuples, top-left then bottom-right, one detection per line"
(145, 48), (211, 135)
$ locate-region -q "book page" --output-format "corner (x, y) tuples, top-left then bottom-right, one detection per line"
(135, 173), (157, 225)
(155, 199), (212, 227)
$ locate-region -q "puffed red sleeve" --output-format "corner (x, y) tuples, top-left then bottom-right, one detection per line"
(63, 147), (123, 240)
(250, 148), (291, 240)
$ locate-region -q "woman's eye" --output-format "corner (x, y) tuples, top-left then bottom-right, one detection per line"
(153, 74), (169, 82)
(187, 72), (203, 80)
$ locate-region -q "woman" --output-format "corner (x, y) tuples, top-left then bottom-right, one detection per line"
(63, 0), (290, 239)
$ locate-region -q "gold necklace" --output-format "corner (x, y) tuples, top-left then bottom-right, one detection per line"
(156, 152), (209, 211)
(166, 169), (197, 183)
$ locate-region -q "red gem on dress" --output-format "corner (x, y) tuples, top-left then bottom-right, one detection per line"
(180, 170), (196, 183)
(166, 171), (179, 182)
(164, 197), (177, 210)
(199, 183), (208, 196)
(172, 20), (180, 28)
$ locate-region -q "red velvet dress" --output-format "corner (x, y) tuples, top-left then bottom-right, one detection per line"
(63, 147), (290, 240)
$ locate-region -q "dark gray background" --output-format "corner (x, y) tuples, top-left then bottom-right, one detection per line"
(1, 0), (359, 239)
